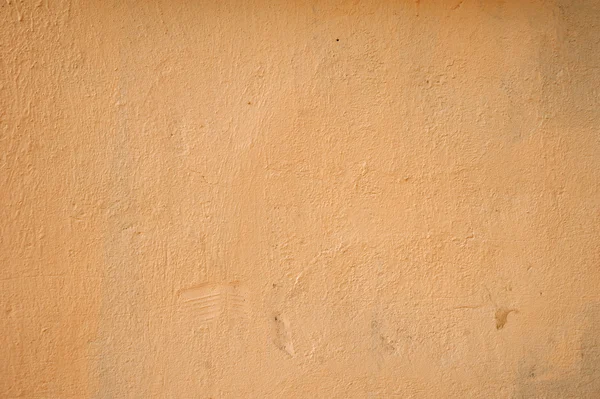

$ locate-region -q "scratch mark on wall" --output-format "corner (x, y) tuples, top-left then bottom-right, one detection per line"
(179, 281), (249, 323)
(451, 0), (464, 11)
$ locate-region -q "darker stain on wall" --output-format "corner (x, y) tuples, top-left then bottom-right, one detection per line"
(514, 303), (600, 398)
(579, 303), (600, 396)
(495, 307), (517, 330)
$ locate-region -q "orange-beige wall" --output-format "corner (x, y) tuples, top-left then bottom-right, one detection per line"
(1, 1), (599, 397)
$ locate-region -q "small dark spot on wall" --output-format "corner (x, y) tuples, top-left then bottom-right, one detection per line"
(247, 101), (251, 105)
(336, 39), (339, 42)
(371, 319), (396, 355)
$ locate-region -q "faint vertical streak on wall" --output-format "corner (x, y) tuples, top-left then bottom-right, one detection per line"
(95, 39), (143, 399)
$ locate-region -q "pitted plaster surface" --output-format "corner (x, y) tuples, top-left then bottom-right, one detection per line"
(1, 1), (600, 397)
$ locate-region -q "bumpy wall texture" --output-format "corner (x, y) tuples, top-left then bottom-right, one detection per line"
(1, 1), (600, 398)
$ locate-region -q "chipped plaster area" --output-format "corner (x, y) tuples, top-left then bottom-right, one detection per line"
(1, 1), (600, 398)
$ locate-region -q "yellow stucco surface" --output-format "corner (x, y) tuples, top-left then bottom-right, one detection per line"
(1, 1), (600, 397)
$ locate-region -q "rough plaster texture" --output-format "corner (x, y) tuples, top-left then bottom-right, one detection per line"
(1, 0), (600, 398)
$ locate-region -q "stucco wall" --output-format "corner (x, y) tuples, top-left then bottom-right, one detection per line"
(1, 1), (600, 398)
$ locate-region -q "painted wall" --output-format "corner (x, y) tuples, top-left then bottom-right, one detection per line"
(1, 1), (600, 397)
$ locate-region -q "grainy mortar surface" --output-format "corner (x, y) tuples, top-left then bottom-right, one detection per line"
(1, 1), (600, 398)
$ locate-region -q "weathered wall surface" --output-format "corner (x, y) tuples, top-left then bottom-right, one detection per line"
(1, 0), (599, 397)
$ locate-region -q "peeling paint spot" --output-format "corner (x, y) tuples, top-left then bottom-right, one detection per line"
(272, 312), (295, 357)
(495, 308), (518, 330)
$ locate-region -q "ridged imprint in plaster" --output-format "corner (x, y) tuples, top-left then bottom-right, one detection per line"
(178, 281), (249, 323)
